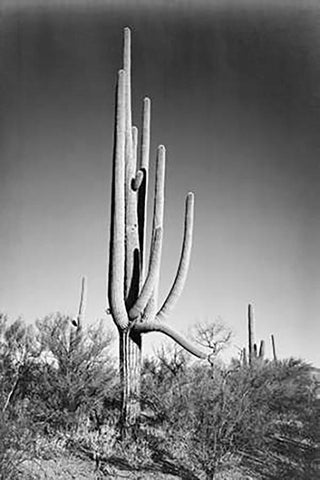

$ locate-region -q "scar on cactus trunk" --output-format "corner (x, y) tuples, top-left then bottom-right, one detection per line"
(107, 28), (207, 435)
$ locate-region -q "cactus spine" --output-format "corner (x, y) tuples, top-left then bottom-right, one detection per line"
(108, 28), (206, 433)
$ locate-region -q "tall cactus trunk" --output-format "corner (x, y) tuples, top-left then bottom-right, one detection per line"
(108, 28), (207, 436)
(119, 330), (142, 432)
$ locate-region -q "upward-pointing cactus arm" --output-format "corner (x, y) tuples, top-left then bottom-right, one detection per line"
(129, 226), (162, 321)
(139, 145), (166, 322)
(156, 192), (194, 322)
(108, 70), (128, 331)
(136, 98), (151, 278)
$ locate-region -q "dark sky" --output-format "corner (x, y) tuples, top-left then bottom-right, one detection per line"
(1, 0), (320, 364)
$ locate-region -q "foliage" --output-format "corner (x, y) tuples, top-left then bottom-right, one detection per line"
(0, 314), (117, 432)
(1, 314), (319, 479)
(0, 410), (38, 480)
(31, 313), (117, 431)
(142, 350), (320, 480)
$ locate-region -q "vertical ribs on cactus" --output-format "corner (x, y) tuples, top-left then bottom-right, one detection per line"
(108, 27), (206, 358)
(107, 27), (207, 429)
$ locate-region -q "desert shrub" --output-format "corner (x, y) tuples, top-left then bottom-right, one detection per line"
(142, 352), (320, 480)
(0, 313), (119, 435)
(0, 315), (40, 415)
(0, 410), (38, 480)
(29, 313), (118, 432)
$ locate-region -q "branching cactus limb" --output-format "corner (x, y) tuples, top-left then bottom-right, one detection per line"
(107, 28), (207, 432)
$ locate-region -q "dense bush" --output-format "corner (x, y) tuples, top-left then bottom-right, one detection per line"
(141, 350), (320, 480)
(0, 313), (118, 431)
(1, 314), (319, 479)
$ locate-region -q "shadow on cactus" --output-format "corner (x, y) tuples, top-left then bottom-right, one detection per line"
(107, 27), (209, 435)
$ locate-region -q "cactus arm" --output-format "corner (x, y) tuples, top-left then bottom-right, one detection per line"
(132, 125), (138, 172)
(108, 69), (128, 331)
(123, 27), (133, 154)
(154, 322), (207, 359)
(123, 28), (140, 307)
(135, 319), (206, 359)
(156, 192), (194, 322)
(137, 97), (151, 277)
(141, 98), (151, 172)
(141, 145), (166, 321)
(129, 226), (162, 320)
(152, 145), (166, 230)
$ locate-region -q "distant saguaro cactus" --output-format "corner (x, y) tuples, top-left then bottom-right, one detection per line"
(248, 304), (254, 365)
(247, 304), (265, 365)
(108, 28), (206, 433)
(258, 339), (265, 359)
(70, 276), (87, 353)
(271, 334), (277, 362)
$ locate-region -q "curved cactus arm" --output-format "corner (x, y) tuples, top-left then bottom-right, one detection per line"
(156, 192), (194, 322)
(136, 319), (207, 359)
(141, 145), (166, 321)
(108, 69), (128, 331)
(129, 226), (162, 321)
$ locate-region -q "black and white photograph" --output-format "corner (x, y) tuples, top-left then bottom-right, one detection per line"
(1, 1), (320, 478)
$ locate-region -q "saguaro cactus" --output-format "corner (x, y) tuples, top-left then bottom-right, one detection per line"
(258, 339), (265, 359)
(248, 303), (254, 365)
(70, 275), (87, 353)
(271, 334), (277, 362)
(247, 304), (265, 365)
(108, 28), (206, 432)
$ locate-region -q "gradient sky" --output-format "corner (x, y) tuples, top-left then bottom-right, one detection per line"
(1, 0), (320, 365)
